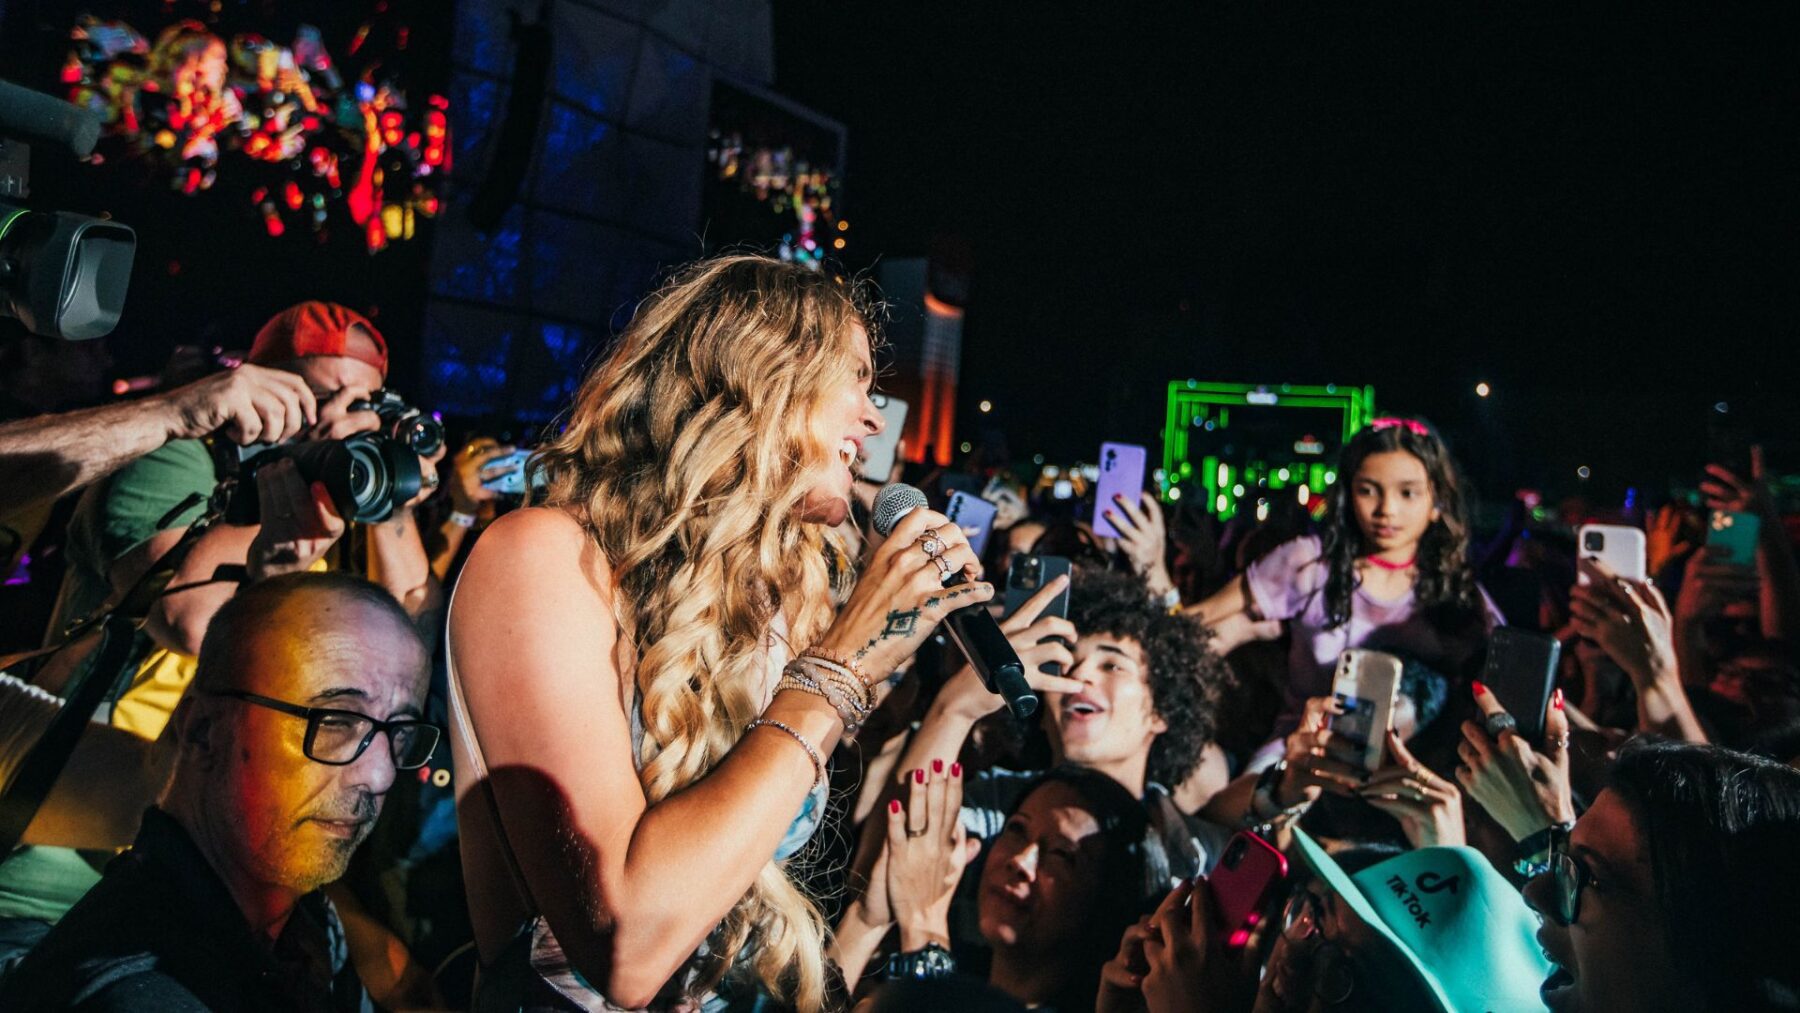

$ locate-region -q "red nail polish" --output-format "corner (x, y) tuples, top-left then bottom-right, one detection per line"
(914, 768), (926, 784)
(1471, 679), (1488, 696)
(889, 799), (901, 815)
(932, 758), (944, 774)
(951, 762), (962, 778)
(1553, 688), (1565, 710)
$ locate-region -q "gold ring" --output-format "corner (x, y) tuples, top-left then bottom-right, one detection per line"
(906, 827), (928, 839)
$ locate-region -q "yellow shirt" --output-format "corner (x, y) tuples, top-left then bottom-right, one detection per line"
(110, 557), (330, 738)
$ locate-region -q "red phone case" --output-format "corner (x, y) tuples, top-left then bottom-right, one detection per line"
(1206, 832), (1288, 946)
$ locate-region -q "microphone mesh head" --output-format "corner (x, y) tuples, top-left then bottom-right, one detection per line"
(871, 483), (928, 536)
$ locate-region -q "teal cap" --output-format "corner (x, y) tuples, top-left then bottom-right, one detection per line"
(1290, 827), (1549, 1013)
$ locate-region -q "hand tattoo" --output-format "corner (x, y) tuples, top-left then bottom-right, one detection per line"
(851, 590), (978, 663)
(881, 608), (921, 639)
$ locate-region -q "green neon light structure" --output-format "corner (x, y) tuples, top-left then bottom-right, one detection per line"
(1161, 380), (1376, 519)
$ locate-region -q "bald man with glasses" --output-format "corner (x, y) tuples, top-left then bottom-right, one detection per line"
(3, 572), (440, 1012)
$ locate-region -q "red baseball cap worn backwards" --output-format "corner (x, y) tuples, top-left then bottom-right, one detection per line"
(247, 301), (388, 376)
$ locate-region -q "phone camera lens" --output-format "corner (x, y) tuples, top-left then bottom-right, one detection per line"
(1224, 839), (1246, 868)
(1583, 531), (1604, 552)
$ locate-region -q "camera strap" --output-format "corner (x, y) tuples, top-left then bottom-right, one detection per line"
(0, 494), (223, 856)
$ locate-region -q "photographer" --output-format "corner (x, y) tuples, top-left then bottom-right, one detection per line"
(0, 303), (439, 950)
(49, 301), (439, 713)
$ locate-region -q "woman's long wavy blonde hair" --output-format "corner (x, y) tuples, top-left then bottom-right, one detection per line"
(530, 255), (873, 1010)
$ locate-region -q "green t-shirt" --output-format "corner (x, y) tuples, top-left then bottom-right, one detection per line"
(0, 439), (215, 925)
(49, 438), (217, 637)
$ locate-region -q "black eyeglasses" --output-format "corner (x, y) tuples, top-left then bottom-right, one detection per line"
(1280, 889), (1357, 1005)
(1543, 824), (1595, 927)
(207, 690), (442, 770)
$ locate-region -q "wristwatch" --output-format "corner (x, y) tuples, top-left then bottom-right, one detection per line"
(1246, 759), (1312, 835)
(884, 942), (957, 981)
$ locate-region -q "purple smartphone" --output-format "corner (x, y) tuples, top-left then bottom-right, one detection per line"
(946, 491), (999, 559)
(1092, 442), (1148, 539)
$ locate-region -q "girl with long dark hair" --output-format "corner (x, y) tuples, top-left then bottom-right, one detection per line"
(1194, 417), (1500, 736)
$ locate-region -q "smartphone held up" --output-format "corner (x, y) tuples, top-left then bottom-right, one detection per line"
(1327, 649), (1403, 771)
(1092, 442), (1147, 539)
(1575, 524), (1646, 584)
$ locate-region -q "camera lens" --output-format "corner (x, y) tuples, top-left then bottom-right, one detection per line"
(406, 416), (444, 457)
(1224, 838), (1246, 868)
(1583, 531), (1604, 552)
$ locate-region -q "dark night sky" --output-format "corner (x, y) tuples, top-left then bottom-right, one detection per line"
(770, 4), (1800, 502)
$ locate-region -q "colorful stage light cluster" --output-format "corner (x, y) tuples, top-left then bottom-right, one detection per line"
(61, 11), (448, 254)
(706, 130), (841, 269)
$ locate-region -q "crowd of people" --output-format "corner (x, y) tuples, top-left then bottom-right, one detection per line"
(0, 253), (1798, 1011)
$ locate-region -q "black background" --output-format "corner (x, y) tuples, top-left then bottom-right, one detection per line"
(771, 3), (1800, 502)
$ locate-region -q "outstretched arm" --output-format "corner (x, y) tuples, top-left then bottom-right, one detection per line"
(0, 365), (315, 514)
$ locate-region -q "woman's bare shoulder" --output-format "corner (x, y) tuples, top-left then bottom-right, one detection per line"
(460, 505), (614, 602)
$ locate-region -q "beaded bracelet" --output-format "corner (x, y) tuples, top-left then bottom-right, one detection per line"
(804, 667), (872, 729)
(746, 718), (824, 790)
(796, 655), (875, 714)
(779, 663), (869, 732)
(800, 647), (870, 689)
(777, 670), (852, 729)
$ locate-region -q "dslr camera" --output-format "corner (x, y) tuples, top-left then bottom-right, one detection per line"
(216, 389), (441, 526)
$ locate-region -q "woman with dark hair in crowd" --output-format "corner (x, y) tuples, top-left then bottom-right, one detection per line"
(446, 256), (994, 1011)
(1527, 740), (1800, 1012)
(837, 764), (1168, 1009)
(1192, 417), (1501, 740)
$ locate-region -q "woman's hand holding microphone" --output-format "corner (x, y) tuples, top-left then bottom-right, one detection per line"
(809, 506), (995, 705)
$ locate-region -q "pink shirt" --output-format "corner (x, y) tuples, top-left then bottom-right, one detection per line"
(1246, 534), (1503, 731)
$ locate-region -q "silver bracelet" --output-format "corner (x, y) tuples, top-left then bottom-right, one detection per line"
(746, 718), (824, 790)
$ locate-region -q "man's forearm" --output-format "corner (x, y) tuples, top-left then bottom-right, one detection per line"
(367, 510), (435, 617)
(0, 397), (179, 512)
(429, 517), (473, 582)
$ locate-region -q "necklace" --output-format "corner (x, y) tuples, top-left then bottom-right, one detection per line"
(1363, 554), (1416, 572)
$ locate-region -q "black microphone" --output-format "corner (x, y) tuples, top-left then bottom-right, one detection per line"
(872, 484), (1037, 719)
(0, 80), (102, 158)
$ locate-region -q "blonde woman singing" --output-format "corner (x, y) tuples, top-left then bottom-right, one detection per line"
(446, 256), (990, 1011)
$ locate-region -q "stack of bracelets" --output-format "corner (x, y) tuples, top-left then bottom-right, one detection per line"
(779, 650), (877, 734)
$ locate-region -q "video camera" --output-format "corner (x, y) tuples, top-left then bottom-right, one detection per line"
(216, 389), (442, 526)
(0, 80), (136, 340)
